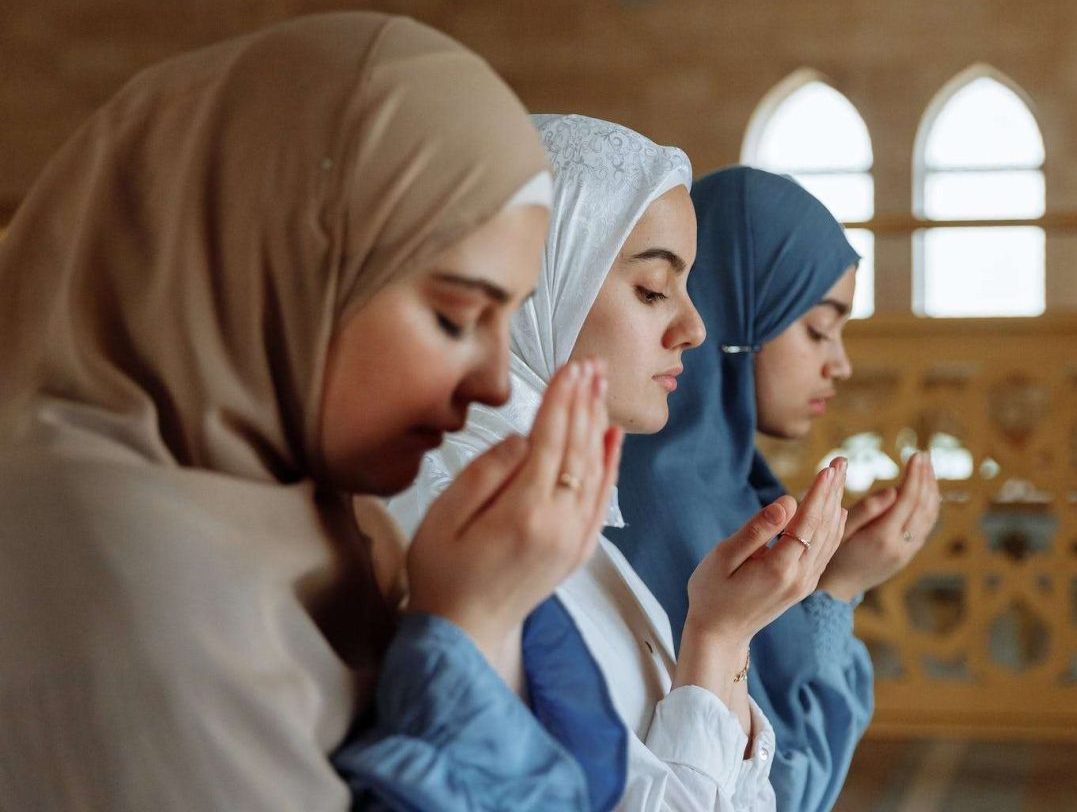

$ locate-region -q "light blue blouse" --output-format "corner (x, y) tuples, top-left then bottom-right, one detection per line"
(748, 594), (874, 811)
(333, 606), (627, 811)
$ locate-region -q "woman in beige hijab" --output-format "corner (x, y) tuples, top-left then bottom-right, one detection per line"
(0, 12), (621, 811)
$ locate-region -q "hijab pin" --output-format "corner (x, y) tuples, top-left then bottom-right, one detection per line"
(720, 344), (760, 355)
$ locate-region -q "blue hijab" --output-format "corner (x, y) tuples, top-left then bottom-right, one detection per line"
(606, 166), (859, 643)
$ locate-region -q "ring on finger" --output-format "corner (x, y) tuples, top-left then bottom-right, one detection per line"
(781, 530), (812, 552)
(902, 529), (913, 543)
(557, 471), (583, 492)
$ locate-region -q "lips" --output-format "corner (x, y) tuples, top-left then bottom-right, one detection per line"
(808, 392), (836, 416)
(409, 428), (444, 448)
(652, 365), (683, 393)
(411, 419), (464, 449)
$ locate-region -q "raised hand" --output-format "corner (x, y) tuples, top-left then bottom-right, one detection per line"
(674, 458), (848, 705)
(406, 359), (623, 668)
(818, 450), (939, 602)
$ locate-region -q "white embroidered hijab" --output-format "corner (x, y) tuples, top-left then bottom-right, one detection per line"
(387, 114), (692, 537)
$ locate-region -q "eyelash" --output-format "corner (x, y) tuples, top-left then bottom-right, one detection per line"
(436, 312), (464, 338)
(635, 286), (667, 305)
(807, 326), (830, 342)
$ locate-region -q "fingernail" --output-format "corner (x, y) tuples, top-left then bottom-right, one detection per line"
(597, 374), (608, 398)
(566, 362), (579, 380)
(763, 502), (784, 523)
(582, 360), (594, 381)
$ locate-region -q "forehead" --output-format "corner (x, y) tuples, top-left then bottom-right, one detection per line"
(822, 264), (857, 303)
(430, 204), (548, 297)
(619, 185), (697, 262)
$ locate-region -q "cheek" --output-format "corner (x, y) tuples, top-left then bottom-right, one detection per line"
(576, 309), (635, 390)
(360, 327), (461, 428)
(754, 350), (793, 417)
(578, 302), (659, 379)
(601, 318), (672, 429)
(322, 310), (461, 473)
(755, 343), (826, 431)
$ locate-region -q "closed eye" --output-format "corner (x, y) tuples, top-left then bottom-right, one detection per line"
(635, 286), (668, 305)
(436, 312), (464, 338)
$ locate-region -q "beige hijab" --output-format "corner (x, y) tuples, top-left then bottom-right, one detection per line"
(0, 12), (545, 810)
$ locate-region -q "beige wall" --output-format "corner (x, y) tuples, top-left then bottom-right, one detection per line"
(5, 0), (1077, 309)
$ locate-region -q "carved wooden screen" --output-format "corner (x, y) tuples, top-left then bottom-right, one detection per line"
(758, 315), (1077, 740)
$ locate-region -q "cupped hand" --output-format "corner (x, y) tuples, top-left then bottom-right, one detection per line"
(674, 458), (849, 696)
(683, 457), (849, 647)
(406, 358), (623, 665)
(818, 450), (939, 602)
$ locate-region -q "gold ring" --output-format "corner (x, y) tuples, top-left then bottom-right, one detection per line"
(557, 471), (582, 492)
(781, 530), (812, 551)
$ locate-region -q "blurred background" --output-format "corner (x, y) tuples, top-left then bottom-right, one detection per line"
(4, 2), (1076, 808)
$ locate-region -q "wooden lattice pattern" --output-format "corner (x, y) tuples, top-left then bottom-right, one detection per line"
(758, 315), (1077, 740)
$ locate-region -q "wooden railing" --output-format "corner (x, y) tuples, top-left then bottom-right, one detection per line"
(759, 314), (1077, 740)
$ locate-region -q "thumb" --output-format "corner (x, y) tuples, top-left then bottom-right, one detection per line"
(722, 495), (798, 572)
(427, 435), (529, 532)
(844, 487), (897, 537)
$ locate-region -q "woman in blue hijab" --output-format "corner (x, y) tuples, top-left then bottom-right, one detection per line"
(608, 166), (939, 811)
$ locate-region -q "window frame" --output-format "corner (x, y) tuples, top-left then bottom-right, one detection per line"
(742, 69), (877, 318)
(912, 64), (1047, 318)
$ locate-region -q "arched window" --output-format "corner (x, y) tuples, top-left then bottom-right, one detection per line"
(743, 69), (875, 318)
(914, 67), (1045, 317)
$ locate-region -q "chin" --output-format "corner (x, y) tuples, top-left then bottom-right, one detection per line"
(765, 419), (812, 441)
(619, 402), (669, 435)
(753, 413), (809, 439)
(349, 451), (426, 497)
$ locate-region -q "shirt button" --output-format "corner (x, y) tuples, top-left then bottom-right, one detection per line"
(760, 747), (770, 762)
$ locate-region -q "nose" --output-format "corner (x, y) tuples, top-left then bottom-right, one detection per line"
(455, 328), (512, 410)
(664, 295), (707, 351)
(824, 339), (853, 381)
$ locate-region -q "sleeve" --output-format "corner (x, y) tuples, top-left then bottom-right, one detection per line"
(746, 593), (874, 812)
(615, 686), (776, 812)
(333, 613), (591, 812)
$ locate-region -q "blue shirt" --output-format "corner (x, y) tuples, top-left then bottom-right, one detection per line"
(333, 605), (626, 811)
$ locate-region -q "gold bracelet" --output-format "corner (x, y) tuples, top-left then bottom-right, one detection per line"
(732, 648), (751, 683)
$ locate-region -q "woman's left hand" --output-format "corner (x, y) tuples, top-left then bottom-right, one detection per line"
(818, 450), (940, 602)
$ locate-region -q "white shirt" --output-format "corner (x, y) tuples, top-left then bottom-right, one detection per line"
(557, 538), (777, 811)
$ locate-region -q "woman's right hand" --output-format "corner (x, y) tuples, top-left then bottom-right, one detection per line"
(675, 458), (848, 696)
(407, 359), (623, 666)
(818, 450), (939, 602)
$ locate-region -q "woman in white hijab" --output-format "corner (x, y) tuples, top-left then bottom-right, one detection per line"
(389, 114), (850, 811)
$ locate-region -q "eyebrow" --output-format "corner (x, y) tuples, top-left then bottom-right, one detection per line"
(816, 298), (851, 318)
(432, 272), (512, 304)
(628, 248), (687, 274)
